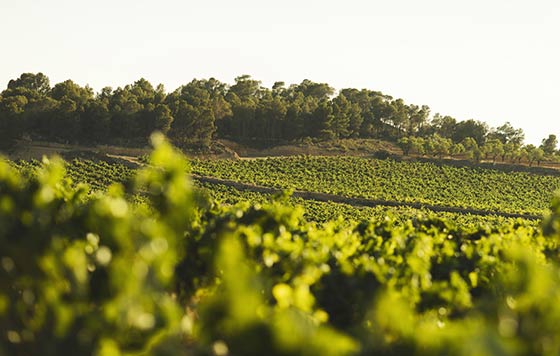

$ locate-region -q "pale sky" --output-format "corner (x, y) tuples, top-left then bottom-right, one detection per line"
(1, 0), (559, 145)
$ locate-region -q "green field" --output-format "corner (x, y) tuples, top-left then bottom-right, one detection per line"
(10, 156), (544, 225)
(3, 147), (560, 355)
(192, 156), (560, 215)
(197, 180), (540, 227)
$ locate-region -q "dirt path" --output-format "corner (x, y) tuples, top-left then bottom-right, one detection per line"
(192, 174), (542, 220)
(105, 154), (144, 166)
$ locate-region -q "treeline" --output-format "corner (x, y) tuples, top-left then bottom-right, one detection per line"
(1, 72), (558, 159)
(398, 133), (558, 166)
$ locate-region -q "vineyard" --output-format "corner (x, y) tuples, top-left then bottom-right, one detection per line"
(191, 156), (560, 216)
(196, 180), (540, 227)
(2, 138), (560, 355)
(9, 155), (545, 225)
(10, 158), (136, 191)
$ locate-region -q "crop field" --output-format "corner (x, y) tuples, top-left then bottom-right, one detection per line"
(197, 180), (540, 227)
(3, 147), (560, 355)
(10, 156), (542, 226)
(191, 156), (560, 216)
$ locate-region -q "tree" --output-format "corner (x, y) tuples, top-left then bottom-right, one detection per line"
(502, 142), (519, 162)
(512, 146), (527, 164)
(387, 99), (408, 138)
(304, 99), (336, 140)
(311, 99), (335, 140)
(108, 86), (144, 142)
(330, 94), (352, 139)
(256, 93), (287, 141)
(541, 134), (558, 156)
(168, 100), (215, 148)
(488, 122), (525, 145)
(229, 75), (263, 100)
(49, 80), (94, 141)
(223, 76), (263, 141)
(397, 137), (412, 155)
(81, 100), (111, 142)
(423, 134), (451, 158)
(282, 92), (307, 140)
(452, 119), (488, 145)
(128, 79), (172, 140)
(182, 78), (232, 139)
(462, 137), (482, 162)
(410, 137), (426, 156)
(1, 73), (55, 143)
(167, 81), (219, 148)
(272, 81), (286, 96)
(482, 139), (504, 163)
(0, 94), (28, 147)
(526, 144), (545, 166)
(152, 104), (174, 135)
(430, 113), (457, 139)
(406, 104), (430, 136)
(291, 79), (334, 100)
(224, 92), (257, 139)
(7, 72), (51, 95)
(451, 143), (465, 157)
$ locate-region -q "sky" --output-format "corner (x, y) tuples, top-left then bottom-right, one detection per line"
(1, 0), (559, 145)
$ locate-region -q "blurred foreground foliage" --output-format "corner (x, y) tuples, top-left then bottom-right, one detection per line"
(2, 133), (560, 355)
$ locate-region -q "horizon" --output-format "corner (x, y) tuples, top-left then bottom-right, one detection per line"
(1, 0), (559, 146)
